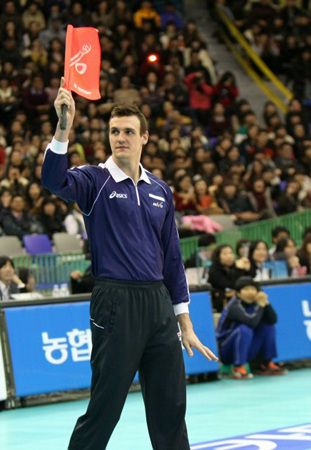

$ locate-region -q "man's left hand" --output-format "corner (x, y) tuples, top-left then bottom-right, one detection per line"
(178, 313), (218, 361)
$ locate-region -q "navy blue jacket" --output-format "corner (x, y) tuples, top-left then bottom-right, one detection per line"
(41, 141), (189, 314)
(216, 295), (277, 342)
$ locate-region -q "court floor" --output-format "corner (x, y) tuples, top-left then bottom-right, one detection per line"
(1, 367), (311, 450)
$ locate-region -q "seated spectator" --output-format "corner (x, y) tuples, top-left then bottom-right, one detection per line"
(194, 177), (222, 215)
(277, 179), (307, 215)
(140, 72), (164, 115)
(218, 145), (242, 174)
(268, 225), (290, 257)
(64, 1), (93, 28)
(160, 1), (184, 30)
(280, 0), (303, 31)
(70, 265), (94, 294)
(247, 0), (276, 33)
(274, 237), (306, 277)
(91, 0), (115, 31)
(274, 141), (303, 181)
(0, 256), (25, 301)
(0, 166), (29, 196)
(184, 39), (217, 85)
(218, 181), (260, 225)
(39, 15), (66, 50)
(261, 166), (281, 201)
(248, 239), (270, 281)
(183, 19), (205, 47)
(184, 233), (217, 269)
(208, 243), (251, 312)
(208, 102), (233, 138)
(25, 180), (46, 215)
(212, 135), (233, 167)
(216, 276), (286, 379)
(212, 71), (239, 116)
(21, 74), (51, 130)
(173, 174), (197, 215)
(238, 123), (259, 161)
(113, 76), (142, 106)
(37, 197), (65, 239)
(70, 239), (93, 293)
(247, 177), (277, 219)
(22, 1), (46, 31)
(1, 193), (43, 239)
(236, 238), (252, 259)
(0, 188), (12, 223)
(0, 75), (20, 126)
(63, 202), (87, 238)
(17, 267), (37, 294)
(133, 1), (161, 30)
(298, 235), (311, 275)
(160, 71), (188, 112)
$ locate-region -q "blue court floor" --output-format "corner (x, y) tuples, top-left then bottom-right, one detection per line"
(1, 368), (311, 450)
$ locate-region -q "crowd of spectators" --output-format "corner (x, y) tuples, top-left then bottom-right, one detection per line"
(189, 224), (311, 312)
(215, 0), (311, 101)
(0, 0), (311, 249)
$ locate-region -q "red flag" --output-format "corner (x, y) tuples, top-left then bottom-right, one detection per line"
(64, 24), (101, 100)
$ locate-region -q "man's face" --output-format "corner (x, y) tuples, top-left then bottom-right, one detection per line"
(109, 116), (148, 165)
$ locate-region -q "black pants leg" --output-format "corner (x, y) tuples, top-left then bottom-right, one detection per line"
(68, 279), (189, 450)
(139, 295), (190, 450)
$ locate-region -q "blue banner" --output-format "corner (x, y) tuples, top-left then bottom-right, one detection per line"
(4, 293), (219, 396)
(0, 335), (7, 400)
(183, 292), (219, 374)
(263, 283), (311, 362)
(5, 302), (92, 396)
(4, 282), (310, 397)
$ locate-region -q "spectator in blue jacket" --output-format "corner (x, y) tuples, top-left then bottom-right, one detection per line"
(216, 276), (286, 379)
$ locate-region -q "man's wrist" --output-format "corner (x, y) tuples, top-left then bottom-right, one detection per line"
(54, 123), (71, 143)
(50, 136), (69, 154)
(177, 313), (193, 333)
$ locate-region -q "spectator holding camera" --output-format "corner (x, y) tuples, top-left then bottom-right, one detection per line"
(184, 69), (213, 126)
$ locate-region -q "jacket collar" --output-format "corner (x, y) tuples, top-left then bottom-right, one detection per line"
(100, 156), (151, 184)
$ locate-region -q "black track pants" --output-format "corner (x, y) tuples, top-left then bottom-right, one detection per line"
(68, 278), (190, 450)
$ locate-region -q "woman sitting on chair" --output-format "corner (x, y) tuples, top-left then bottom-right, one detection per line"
(208, 244), (251, 312)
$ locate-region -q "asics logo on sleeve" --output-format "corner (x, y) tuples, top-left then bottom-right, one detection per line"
(109, 191), (128, 199)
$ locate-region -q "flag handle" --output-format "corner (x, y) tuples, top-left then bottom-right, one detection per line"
(60, 104), (68, 130)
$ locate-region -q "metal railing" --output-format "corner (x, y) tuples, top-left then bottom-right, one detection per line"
(179, 210), (311, 260)
(12, 252), (89, 292)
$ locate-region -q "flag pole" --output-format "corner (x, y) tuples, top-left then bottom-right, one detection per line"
(60, 104), (68, 130)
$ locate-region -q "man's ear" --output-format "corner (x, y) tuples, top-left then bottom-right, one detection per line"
(142, 131), (149, 145)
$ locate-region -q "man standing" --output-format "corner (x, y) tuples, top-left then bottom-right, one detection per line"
(42, 78), (218, 449)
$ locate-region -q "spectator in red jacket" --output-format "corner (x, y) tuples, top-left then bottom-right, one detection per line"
(184, 70), (213, 126)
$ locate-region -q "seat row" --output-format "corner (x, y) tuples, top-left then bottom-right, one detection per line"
(0, 233), (82, 257)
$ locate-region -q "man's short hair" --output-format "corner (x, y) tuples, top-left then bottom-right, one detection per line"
(109, 103), (148, 135)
